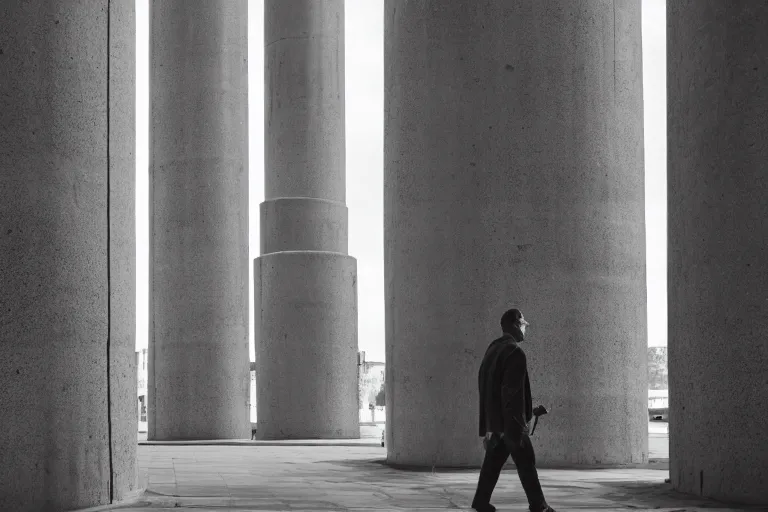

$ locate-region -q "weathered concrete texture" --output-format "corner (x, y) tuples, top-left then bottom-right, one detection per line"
(264, 0), (346, 202)
(149, 0), (250, 440)
(108, 0), (140, 500)
(384, 0), (647, 467)
(254, 253), (359, 439)
(0, 1), (136, 510)
(256, 0), (359, 439)
(260, 197), (348, 254)
(667, 1), (768, 506)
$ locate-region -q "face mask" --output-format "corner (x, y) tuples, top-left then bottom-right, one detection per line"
(520, 324), (527, 335)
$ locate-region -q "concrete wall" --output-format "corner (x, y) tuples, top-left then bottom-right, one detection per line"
(149, 0), (250, 440)
(668, 1), (768, 505)
(255, 0), (359, 439)
(384, 0), (647, 467)
(0, 1), (137, 509)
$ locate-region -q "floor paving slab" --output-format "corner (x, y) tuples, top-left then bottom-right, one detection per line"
(72, 444), (767, 512)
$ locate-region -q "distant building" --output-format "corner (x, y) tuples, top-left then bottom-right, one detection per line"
(250, 361), (256, 423)
(136, 349), (148, 432)
(358, 351), (385, 423)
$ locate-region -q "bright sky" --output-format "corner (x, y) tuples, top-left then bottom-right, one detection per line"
(135, 0), (667, 362)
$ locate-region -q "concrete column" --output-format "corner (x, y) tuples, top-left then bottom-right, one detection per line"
(668, 2), (768, 505)
(255, 0), (359, 439)
(0, 2), (137, 510)
(384, 0), (647, 467)
(149, 1), (250, 440)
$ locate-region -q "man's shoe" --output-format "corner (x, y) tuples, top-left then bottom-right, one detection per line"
(472, 503), (496, 512)
(529, 503), (556, 512)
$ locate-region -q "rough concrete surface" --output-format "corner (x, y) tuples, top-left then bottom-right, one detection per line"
(384, 0), (647, 467)
(79, 444), (765, 511)
(0, 1), (136, 510)
(256, 0), (359, 439)
(260, 197), (348, 254)
(149, 0), (250, 440)
(109, 0), (140, 501)
(254, 252), (359, 439)
(264, 0), (346, 202)
(667, 1), (768, 506)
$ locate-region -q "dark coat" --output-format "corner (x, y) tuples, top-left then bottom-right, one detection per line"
(477, 329), (533, 437)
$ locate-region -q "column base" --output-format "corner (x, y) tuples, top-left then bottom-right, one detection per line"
(254, 251), (360, 440)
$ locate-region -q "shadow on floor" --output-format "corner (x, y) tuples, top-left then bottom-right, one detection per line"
(595, 480), (768, 511)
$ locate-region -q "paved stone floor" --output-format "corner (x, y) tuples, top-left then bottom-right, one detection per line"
(96, 443), (764, 512)
(137, 422), (670, 459)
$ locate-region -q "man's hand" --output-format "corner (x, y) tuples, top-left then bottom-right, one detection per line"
(503, 427), (527, 450)
(533, 405), (548, 417)
(506, 432), (529, 452)
(483, 432), (503, 452)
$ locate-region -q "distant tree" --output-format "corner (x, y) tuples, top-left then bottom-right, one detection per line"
(367, 387), (378, 405)
(375, 381), (385, 406)
(647, 347), (668, 390)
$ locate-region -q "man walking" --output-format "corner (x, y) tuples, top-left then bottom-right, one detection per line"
(471, 308), (555, 512)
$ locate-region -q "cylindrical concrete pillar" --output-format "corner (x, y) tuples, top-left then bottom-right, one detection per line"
(0, 2), (137, 510)
(255, 0), (359, 439)
(384, 0), (647, 467)
(668, 2), (768, 505)
(149, 0), (250, 440)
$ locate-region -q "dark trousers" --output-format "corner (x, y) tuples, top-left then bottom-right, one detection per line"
(472, 433), (546, 510)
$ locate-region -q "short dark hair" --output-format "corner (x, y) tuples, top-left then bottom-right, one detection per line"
(500, 308), (523, 332)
